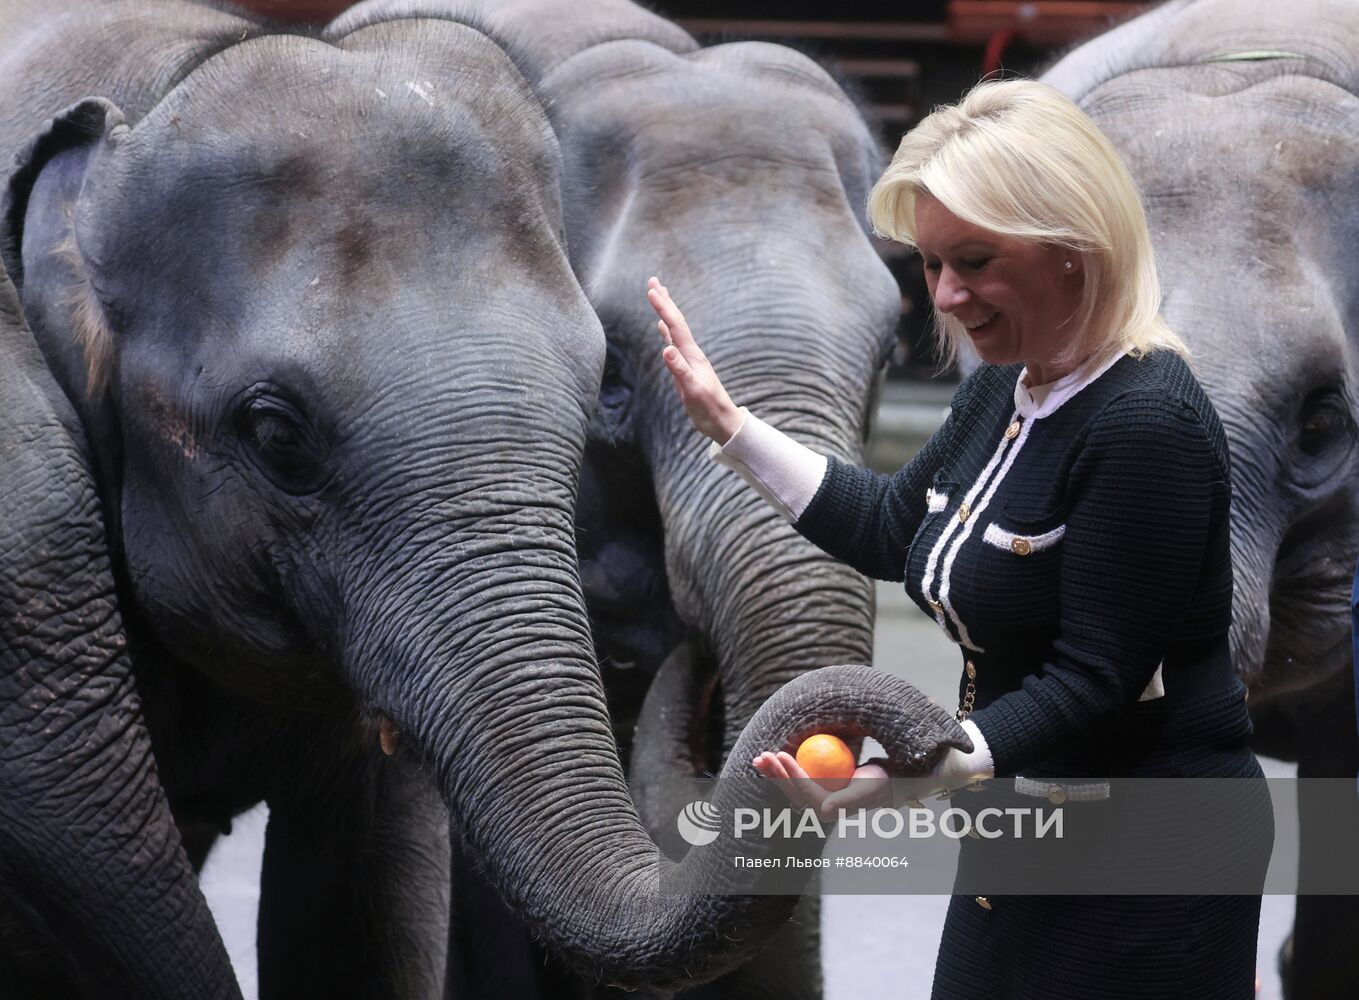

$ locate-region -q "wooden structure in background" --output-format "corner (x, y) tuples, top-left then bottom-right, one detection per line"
(948, 1), (1147, 44)
(232, 0), (346, 19)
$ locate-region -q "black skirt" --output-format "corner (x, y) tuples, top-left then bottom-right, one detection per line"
(930, 753), (1271, 1000)
(931, 891), (1262, 999)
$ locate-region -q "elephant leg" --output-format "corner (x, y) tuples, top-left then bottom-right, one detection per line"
(446, 837), (595, 1000)
(1286, 679), (1359, 1000)
(0, 887), (100, 999)
(179, 819), (223, 873)
(630, 640), (711, 842)
(679, 896), (822, 1000)
(257, 731), (450, 1000)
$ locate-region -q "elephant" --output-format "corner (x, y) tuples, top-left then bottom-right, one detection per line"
(1041, 1), (1359, 995)
(1, 254), (241, 997)
(330, 1), (903, 996)
(1, 1), (967, 996)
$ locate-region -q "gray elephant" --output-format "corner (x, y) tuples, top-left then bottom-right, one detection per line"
(1, 254), (240, 997)
(330, 1), (901, 996)
(1, 1), (965, 995)
(1041, 1), (1359, 995)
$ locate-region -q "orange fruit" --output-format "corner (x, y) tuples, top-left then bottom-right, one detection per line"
(795, 734), (857, 791)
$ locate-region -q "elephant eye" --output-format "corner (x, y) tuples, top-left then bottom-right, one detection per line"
(1299, 389), (1352, 453)
(593, 340), (637, 447)
(1301, 408), (1341, 453)
(1293, 386), (1355, 488)
(235, 393), (327, 495)
(599, 342), (633, 413)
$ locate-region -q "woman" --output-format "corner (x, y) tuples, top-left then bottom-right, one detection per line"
(646, 80), (1266, 998)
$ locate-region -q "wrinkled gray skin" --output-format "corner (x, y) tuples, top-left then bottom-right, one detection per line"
(0, 260), (240, 998)
(1042, 1), (1359, 995)
(1, 1), (965, 996)
(333, 2), (902, 997)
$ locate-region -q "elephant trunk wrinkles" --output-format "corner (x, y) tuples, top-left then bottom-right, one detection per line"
(347, 517), (959, 989)
(1211, 398), (1278, 689)
(652, 396), (877, 753)
(678, 489), (874, 750)
(1227, 515), (1275, 688)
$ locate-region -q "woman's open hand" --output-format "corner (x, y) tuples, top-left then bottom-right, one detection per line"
(752, 750), (892, 821)
(646, 277), (743, 444)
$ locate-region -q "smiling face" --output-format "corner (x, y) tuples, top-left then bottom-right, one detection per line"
(914, 191), (1087, 383)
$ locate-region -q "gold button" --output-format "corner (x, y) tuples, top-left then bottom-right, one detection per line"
(928, 598), (943, 612)
(958, 502), (970, 523)
(1010, 537), (1032, 556)
(1047, 785), (1067, 805)
(975, 896), (992, 910)
(1004, 421), (1020, 440)
(965, 660), (977, 680)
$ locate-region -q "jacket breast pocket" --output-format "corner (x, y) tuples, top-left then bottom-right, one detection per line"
(974, 507), (1066, 628)
(981, 502), (1067, 555)
(981, 519), (1065, 556)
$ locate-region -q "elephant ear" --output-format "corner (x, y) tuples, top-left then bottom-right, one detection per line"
(2, 97), (125, 397)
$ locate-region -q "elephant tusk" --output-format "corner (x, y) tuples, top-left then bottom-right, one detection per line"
(377, 713), (400, 756)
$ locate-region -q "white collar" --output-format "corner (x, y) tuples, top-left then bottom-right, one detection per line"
(1013, 347), (1128, 419)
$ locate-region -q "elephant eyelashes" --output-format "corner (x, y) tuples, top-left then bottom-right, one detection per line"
(1290, 387), (1356, 489)
(235, 394), (327, 494)
(1298, 391), (1351, 454)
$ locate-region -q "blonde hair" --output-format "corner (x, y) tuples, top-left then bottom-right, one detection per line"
(868, 78), (1187, 371)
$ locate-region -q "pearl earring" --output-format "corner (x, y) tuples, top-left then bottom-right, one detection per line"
(1063, 260), (1075, 271)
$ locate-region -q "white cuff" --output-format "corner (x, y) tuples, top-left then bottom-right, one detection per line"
(928, 719), (995, 793)
(706, 407), (829, 522)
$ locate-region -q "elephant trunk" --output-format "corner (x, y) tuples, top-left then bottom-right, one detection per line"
(1226, 511), (1274, 690)
(651, 387), (877, 755)
(345, 509), (960, 990)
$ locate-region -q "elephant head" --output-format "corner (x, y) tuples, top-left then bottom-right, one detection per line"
(3, 7), (965, 991)
(0, 258), (239, 997)
(543, 40), (902, 780)
(333, 0), (900, 782)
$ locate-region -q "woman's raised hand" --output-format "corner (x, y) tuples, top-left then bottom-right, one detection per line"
(646, 277), (743, 444)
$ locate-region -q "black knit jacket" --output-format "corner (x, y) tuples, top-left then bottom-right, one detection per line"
(795, 349), (1253, 780)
